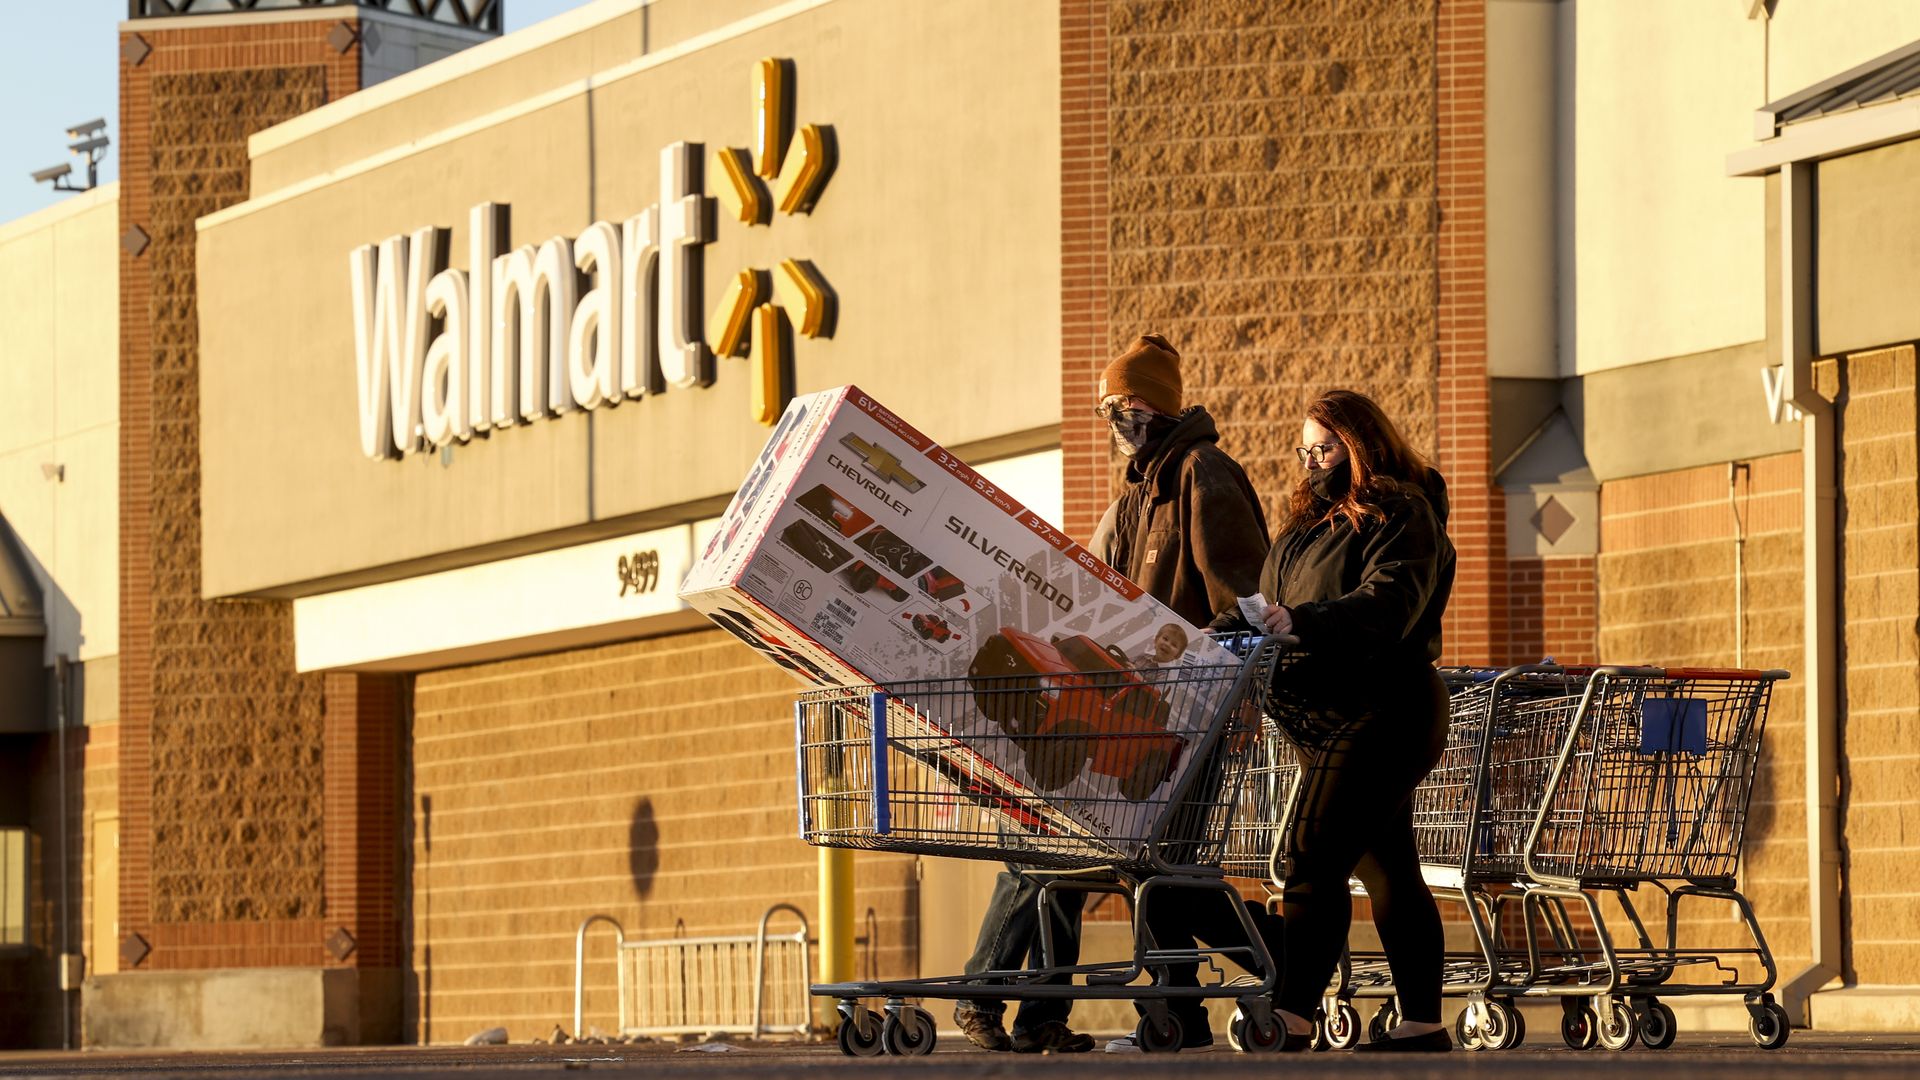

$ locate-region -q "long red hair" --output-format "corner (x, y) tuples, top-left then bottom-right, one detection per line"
(1284, 389), (1429, 532)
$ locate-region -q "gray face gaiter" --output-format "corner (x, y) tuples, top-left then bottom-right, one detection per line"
(1110, 410), (1180, 458)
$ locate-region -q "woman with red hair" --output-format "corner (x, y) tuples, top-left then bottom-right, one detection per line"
(1224, 388), (1456, 1052)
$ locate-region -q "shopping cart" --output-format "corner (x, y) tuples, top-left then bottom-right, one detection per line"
(1247, 663), (1790, 1053)
(796, 633), (1289, 1056)
(1513, 665), (1791, 1051)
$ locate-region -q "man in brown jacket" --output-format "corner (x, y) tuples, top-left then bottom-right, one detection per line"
(953, 334), (1271, 1055)
(1090, 334), (1270, 625)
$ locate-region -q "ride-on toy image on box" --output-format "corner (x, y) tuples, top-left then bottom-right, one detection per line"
(968, 627), (1185, 800)
(680, 384), (1242, 851)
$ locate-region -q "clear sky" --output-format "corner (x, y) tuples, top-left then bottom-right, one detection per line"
(0, 0), (599, 227)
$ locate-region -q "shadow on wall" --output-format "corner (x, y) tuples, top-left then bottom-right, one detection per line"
(628, 798), (658, 898)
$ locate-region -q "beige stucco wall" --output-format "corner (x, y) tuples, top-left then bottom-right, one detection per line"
(1486, 0), (1558, 381)
(1567, 0), (1920, 377)
(197, 0), (1061, 599)
(0, 184), (120, 663)
(1764, 0), (1920, 105)
(1565, 0), (1765, 376)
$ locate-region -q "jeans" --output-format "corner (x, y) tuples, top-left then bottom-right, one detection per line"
(956, 867), (1087, 1032)
(1136, 887), (1286, 1032)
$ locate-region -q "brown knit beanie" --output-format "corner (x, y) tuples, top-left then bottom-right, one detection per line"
(1099, 334), (1183, 415)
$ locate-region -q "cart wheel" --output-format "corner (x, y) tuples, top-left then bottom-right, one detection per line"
(1231, 1010), (1285, 1053)
(881, 1007), (937, 1057)
(1118, 749), (1171, 802)
(1368, 1001), (1399, 1044)
(1748, 1002), (1790, 1050)
(1559, 1005), (1597, 1051)
(1596, 998), (1638, 1052)
(1454, 1001), (1508, 1052)
(836, 1008), (885, 1057)
(1637, 1000), (1676, 1050)
(1499, 1004), (1527, 1050)
(1323, 1002), (1362, 1050)
(1304, 1011), (1327, 1052)
(1134, 1012), (1184, 1053)
(1453, 1008), (1484, 1052)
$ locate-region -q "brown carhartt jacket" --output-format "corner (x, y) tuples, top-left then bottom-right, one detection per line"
(1090, 407), (1270, 628)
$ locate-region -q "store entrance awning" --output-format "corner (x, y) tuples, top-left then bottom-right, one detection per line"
(0, 519), (48, 734)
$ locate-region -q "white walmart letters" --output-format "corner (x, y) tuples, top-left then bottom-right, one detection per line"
(350, 142), (711, 461)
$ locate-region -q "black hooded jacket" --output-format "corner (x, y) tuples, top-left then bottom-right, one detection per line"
(1216, 466), (1455, 672)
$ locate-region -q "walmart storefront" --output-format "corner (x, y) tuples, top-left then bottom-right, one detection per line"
(112, 0), (1065, 1045)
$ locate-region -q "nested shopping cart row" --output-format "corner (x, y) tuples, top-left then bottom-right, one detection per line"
(1228, 662), (1791, 1052)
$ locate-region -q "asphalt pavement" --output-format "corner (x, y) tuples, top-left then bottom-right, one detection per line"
(3, 1032), (1919, 1080)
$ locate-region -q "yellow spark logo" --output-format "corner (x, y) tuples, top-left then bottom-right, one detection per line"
(709, 58), (839, 425)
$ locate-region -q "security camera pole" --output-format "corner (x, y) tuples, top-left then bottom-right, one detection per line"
(30, 118), (109, 193)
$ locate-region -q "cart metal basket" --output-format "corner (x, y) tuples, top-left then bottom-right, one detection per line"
(796, 633), (1298, 1055)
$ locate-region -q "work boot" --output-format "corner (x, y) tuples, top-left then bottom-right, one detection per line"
(952, 1007), (1012, 1052)
(1012, 1020), (1096, 1053)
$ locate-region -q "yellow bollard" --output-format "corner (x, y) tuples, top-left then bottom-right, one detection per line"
(818, 846), (855, 1030)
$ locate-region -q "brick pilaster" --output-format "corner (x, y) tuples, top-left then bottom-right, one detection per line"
(1435, 0), (1504, 665)
(323, 674), (404, 971)
(118, 15), (361, 972)
(1060, 0), (1114, 545)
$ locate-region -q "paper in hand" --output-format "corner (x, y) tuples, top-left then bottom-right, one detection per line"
(1236, 593), (1270, 628)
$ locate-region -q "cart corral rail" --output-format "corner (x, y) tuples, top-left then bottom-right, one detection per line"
(573, 905), (813, 1041)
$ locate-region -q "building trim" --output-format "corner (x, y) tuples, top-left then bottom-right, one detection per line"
(1728, 96), (1920, 176)
(118, 5), (495, 41)
(0, 183), (119, 247)
(200, 0), (839, 231)
(242, 0), (835, 163)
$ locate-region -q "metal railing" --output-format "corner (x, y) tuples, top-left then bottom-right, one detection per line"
(129, 0), (503, 32)
(573, 904), (813, 1040)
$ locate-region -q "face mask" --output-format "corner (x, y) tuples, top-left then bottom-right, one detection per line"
(1108, 409), (1157, 457)
(1307, 461), (1352, 501)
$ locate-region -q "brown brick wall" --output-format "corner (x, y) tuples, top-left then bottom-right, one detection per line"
(1835, 344), (1920, 984)
(406, 630), (915, 1043)
(1061, 0), (1113, 544)
(1434, 0), (1503, 667)
(1507, 555), (1596, 666)
(118, 20), (359, 970)
(1597, 453), (1807, 976)
(323, 674), (404, 971)
(1098, 0), (1442, 537)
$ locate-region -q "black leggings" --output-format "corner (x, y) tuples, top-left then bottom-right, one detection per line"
(1276, 667), (1449, 1024)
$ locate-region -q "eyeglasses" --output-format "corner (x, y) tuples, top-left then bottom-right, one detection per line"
(1295, 443), (1341, 465)
(1094, 398), (1150, 422)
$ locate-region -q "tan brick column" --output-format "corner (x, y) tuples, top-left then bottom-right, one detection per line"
(117, 17), (360, 972)
(1836, 344), (1920, 984)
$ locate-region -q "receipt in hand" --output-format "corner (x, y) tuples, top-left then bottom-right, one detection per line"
(1236, 593), (1270, 628)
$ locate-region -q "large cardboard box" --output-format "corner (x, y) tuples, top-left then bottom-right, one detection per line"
(679, 385), (1240, 852)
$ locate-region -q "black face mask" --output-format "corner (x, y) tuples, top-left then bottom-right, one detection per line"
(1307, 461), (1352, 502)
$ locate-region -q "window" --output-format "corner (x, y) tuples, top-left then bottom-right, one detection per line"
(0, 827), (26, 948)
